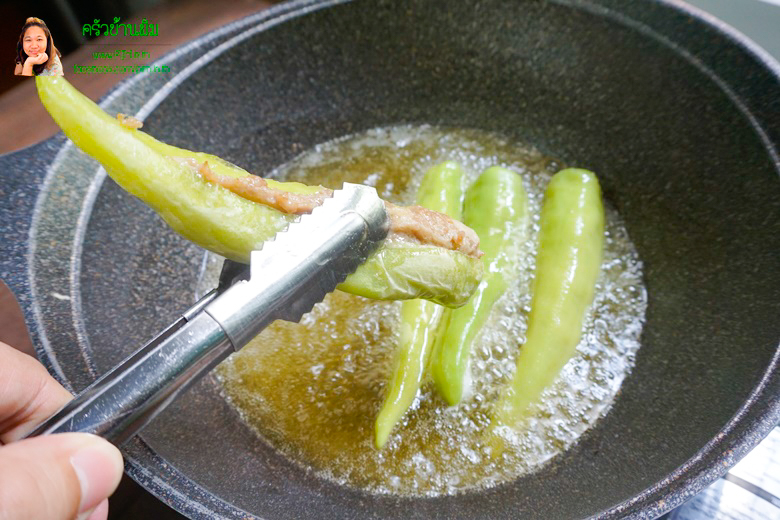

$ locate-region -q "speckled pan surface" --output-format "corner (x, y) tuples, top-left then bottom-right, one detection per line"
(0, 0), (778, 518)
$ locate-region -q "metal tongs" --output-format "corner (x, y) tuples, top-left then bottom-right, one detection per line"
(27, 184), (388, 446)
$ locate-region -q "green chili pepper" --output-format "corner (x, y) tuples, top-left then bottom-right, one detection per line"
(374, 161), (465, 448)
(493, 168), (604, 426)
(431, 166), (529, 405)
(35, 76), (482, 307)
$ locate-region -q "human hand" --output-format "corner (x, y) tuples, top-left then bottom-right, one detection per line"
(0, 341), (124, 520)
(25, 52), (48, 66)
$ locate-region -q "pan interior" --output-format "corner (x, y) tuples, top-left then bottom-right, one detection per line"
(205, 123), (648, 496)
(35, 0), (780, 518)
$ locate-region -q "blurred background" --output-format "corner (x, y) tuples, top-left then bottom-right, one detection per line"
(0, 0), (778, 519)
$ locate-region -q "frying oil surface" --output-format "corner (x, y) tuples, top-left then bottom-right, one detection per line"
(205, 126), (647, 496)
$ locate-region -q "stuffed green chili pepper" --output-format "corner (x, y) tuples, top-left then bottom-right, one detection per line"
(375, 161), (465, 448)
(494, 168), (604, 427)
(431, 166), (529, 405)
(35, 76), (483, 307)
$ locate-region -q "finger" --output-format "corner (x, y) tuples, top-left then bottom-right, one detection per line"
(0, 433), (123, 520)
(0, 341), (72, 443)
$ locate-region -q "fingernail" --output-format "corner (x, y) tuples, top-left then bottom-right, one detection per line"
(75, 506), (96, 520)
(70, 443), (123, 514)
(78, 498), (109, 520)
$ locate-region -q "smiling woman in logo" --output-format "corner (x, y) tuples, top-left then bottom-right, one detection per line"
(14, 17), (64, 77)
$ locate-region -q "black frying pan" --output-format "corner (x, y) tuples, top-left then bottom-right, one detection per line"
(1, 1), (779, 518)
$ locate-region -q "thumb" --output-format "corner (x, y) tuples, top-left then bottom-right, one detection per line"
(0, 433), (123, 520)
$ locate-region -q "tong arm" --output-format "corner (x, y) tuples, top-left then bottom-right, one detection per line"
(26, 184), (388, 445)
